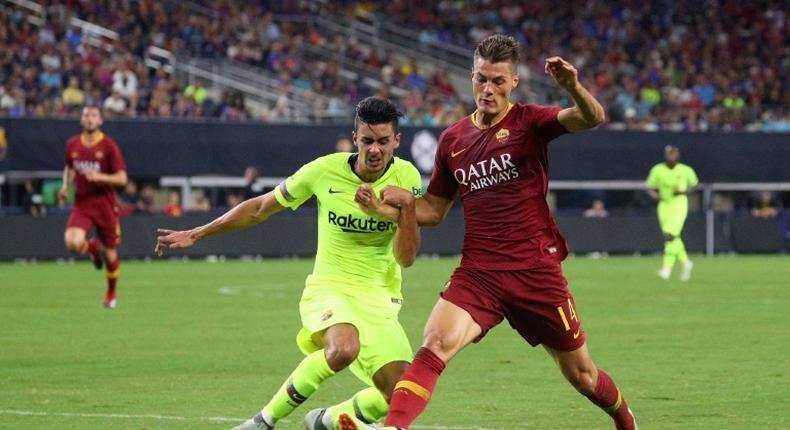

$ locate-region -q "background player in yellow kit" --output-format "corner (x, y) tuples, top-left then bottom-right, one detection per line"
(646, 145), (699, 281)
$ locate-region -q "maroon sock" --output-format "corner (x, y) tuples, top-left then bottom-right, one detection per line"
(384, 347), (446, 429)
(88, 239), (100, 256)
(105, 258), (120, 296)
(585, 369), (636, 430)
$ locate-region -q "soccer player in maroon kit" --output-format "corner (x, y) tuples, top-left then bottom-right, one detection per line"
(351, 35), (637, 429)
(58, 106), (128, 308)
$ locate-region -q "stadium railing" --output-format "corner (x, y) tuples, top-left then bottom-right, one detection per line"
(5, 0), (120, 50)
(310, 15), (474, 102)
(2, 172), (787, 255)
(345, 11), (556, 104)
(144, 48), (345, 123)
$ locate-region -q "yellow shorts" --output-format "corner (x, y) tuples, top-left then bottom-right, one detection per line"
(297, 283), (412, 387)
(658, 203), (688, 237)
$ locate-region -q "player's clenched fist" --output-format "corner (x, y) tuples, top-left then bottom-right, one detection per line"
(380, 185), (414, 207)
(544, 56), (579, 90)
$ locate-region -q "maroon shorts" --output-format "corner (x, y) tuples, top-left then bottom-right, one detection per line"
(440, 264), (585, 351)
(66, 206), (121, 248)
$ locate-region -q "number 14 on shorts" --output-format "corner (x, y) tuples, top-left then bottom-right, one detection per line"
(556, 299), (581, 339)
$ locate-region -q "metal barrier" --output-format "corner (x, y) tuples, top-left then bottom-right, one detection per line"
(3, 172), (786, 256)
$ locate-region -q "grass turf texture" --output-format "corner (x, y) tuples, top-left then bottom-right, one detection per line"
(1, 256), (788, 430)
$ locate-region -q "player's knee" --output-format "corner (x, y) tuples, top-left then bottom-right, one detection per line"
(422, 329), (458, 359)
(565, 367), (597, 395)
(103, 247), (117, 261)
(64, 238), (82, 252)
(323, 341), (360, 371)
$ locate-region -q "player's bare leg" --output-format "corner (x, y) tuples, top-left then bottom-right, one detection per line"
(102, 246), (120, 308)
(64, 227), (102, 269)
(63, 227), (86, 253)
(545, 343), (637, 430)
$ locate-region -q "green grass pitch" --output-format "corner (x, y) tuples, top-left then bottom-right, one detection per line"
(1, 256), (788, 429)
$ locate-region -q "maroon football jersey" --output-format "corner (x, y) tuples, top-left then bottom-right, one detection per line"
(64, 132), (126, 207)
(427, 103), (569, 270)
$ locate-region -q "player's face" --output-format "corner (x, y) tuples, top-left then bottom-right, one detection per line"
(80, 107), (103, 132)
(353, 122), (400, 177)
(471, 58), (519, 116)
(664, 146), (679, 165)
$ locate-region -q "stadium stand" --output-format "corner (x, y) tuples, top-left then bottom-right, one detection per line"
(1, 0), (787, 130)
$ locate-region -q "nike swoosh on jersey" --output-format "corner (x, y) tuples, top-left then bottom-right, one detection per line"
(573, 328), (581, 339)
(328, 187), (342, 194)
(451, 148), (467, 158)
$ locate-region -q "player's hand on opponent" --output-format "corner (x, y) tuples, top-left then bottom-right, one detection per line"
(155, 229), (197, 256)
(380, 185), (415, 208)
(545, 57), (579, 90)
(355, 184), (399, 221)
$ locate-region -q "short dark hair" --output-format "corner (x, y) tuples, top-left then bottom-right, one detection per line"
(474, 34), (520, 68)
(82, 104), (102, 115)
(354, 96), (402, 132)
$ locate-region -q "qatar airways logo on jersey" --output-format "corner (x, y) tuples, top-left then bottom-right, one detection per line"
(454, 153), (519, 191)
(74, 160), (101, 174)
(328, 211), (394, 233)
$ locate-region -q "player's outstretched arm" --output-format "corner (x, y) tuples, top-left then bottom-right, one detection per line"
(545, 56), (605, 132)
(155, 190), (285, 256)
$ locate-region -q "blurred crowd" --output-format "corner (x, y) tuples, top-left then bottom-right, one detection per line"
(0, 1), (466, 125)
(0, 3), (253, 121)
(356, 0), (790, 131)
(1, 0), (788, 131)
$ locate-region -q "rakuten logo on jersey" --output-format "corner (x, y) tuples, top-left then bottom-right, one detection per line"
(74, 160), (101, 174)
(453, 153), (519, 191)
(328, 211), (394, 233)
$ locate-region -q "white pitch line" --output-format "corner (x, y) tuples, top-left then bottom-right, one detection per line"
(0, 409), (491, 429)
(0, 409), (243, 422)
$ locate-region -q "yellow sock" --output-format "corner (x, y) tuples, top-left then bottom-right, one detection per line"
(262, 349), (336, 421)
(676, 238), (688, 263)
(662, 239), (677, 269)
(329, 387), (389, 425)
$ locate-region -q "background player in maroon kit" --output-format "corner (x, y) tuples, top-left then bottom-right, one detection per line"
(352, 35), (637, 430)
(58, 106), (128, 308)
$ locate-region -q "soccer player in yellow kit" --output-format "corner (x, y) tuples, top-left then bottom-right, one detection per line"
(155, 97), (423, 430)
(646, 145), (699, 281)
